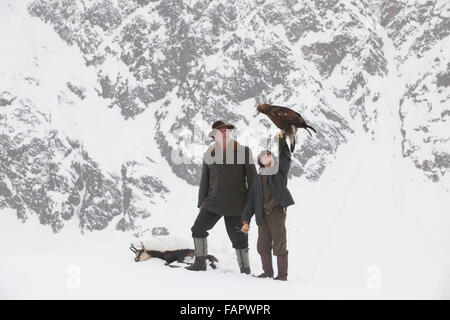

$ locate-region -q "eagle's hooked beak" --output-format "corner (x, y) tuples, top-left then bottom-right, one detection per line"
(256, 104), (261, 115)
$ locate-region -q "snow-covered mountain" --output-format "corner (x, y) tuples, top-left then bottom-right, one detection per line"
(380, 0), (450, 181)
(0, 0), (449, 298)
(2, 0), (447, 233)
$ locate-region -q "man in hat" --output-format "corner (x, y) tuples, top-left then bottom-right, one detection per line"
(186, 120), (257, 273)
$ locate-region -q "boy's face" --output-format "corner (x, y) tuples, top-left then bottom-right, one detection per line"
(261, 151), (273, 167)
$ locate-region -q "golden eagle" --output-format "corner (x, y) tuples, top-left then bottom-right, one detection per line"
(257, 103), (317, 152)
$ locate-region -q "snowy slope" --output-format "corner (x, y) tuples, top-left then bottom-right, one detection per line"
(2, 127), (449, 299)
(0, 0), (449, 299)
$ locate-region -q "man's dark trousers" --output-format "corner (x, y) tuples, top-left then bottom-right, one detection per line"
(191, 208), (248, 249)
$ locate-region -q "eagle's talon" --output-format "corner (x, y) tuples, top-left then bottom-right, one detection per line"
(278, 131), (286, 138)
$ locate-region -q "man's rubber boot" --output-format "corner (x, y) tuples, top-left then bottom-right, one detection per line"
(186, 237), (207, 271)
(236, 248), (251, 275)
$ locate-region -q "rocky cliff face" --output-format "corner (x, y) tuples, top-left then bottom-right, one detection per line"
(0, 93), (168, 233)
(0, 0), (448, 233)
(380, 0), (450, 181)
(26, 0), (355, 184)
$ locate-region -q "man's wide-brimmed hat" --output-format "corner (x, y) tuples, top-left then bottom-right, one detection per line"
(208, 120), (235, 138)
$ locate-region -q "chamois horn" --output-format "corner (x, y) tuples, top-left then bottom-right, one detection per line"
(130, 243), (138, 253)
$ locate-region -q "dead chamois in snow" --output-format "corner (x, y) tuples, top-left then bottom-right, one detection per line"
(130, 242), (218, 269)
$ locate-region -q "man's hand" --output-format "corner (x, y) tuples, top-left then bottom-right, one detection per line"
(241, 222), (250, 234)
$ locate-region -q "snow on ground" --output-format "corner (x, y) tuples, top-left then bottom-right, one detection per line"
(0, 208), (394, 300)
(1, 127), (449, 299)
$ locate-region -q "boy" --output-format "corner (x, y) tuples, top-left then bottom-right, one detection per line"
(241, 132), (294, 281)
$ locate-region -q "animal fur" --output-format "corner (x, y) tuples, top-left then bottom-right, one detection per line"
(130, 244), (218, 269)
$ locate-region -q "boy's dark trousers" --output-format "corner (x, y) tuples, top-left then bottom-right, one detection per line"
(257, 207), (288, 280)
(257, 207), (288, 256)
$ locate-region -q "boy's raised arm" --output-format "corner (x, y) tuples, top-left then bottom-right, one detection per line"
(278, 132), (292, 175)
